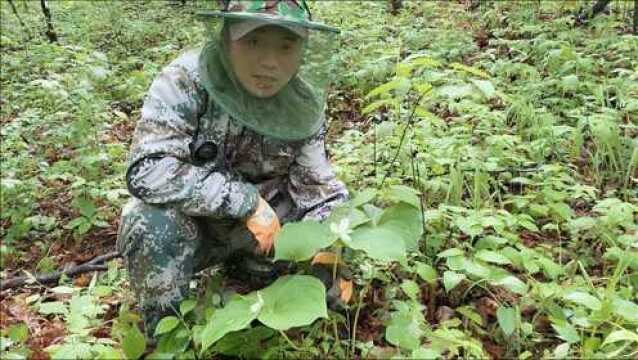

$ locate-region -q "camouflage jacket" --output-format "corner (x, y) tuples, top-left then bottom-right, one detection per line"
(126, 49), (348, 223)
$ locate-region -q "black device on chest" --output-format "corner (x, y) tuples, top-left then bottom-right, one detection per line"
(189, 93), (218, 164)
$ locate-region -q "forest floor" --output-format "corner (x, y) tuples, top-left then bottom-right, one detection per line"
(1, 1), (637, 359)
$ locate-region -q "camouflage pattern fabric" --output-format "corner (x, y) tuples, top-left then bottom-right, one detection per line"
(117, 48), (348, 335)
(225, 0), (309, 22)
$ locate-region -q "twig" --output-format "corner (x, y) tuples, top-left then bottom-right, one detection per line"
(379, 92), (426, 187)
(1, 251), (120, 290)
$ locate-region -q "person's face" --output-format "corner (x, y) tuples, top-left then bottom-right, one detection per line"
(228, 25), (304, 98)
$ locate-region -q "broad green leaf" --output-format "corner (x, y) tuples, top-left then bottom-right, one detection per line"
(347, 226), (407, 264)
(38, 301), (68, 316)
(200, 293), (262, 352)
(437, 248), (464, 258)
(385, 185), (421, 208)
(213, 326), (276, 358)
(122, 325), (146, 360)
(180, 299), (197, 316)
(462, 259), (492, 279)
(552, 322), (580, 344)
(456, 306), (483, 325)
(471, 79), (496, 98)
(351, 188), (377, 208)
(401, 280), (420, 300)
(536, 256), (564, 279)
(154, 316), (179, 336)
(491, 275), (528, 295)
(6, 323), (28, 344)
(563, 291), (601, 311)
(274, 221), (336, 262)
(258, 275), (327, 330)
(378, 203), (423, 251)
(385, 302), (425, 350)
(415, 262), (437, 284)
(475, 250), (511, 265)
(611, 297), (638, 322)
(549, 202), (573, 221)
(601, 329), (638, 347)
(411, 348), (441, 359)
(94, 344), (121, 360)
(496, 306), (517, 336)
(443, 271), (466, 292)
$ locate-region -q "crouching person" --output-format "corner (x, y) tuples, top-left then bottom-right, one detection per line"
(116, 0), (347, 338)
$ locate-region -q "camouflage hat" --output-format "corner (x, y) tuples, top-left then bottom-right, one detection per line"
(197, 0), (339, 34)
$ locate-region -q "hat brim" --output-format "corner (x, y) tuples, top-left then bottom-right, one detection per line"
(196, 11), (340, 34)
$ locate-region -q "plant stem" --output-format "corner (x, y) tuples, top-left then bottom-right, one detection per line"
(351, 282), (370, 356)
(279, 330), (302, 351)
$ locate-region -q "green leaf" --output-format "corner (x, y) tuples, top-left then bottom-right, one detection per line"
(563, 291), (602, 311)
(475, 250), (512, 265)
(549, 202), (573, 221)
(496, 306), (517, 336)
(601, 329), (638, 347)
(437, 248), (464, 258)
(385, 185), (421, 208)
(6, 323), (28, 344)
(213, 326), (276, 358)
(491, 275), (528, 295)
(154, 316), (180, 336)
(552, 322), (580, 344)
(443, 271), (466, 292)
(257, 275), (327, 330)
(385, 302), (425, 350)
(38, 301), (68, 316)
(200, 294), (262, 352)
(274, 221), (336, 262)
(180, 299), (197, 316)
(351, 188), (377, 208)
(74, 197), (96, 218)
(377, 203), (423, 251)
(611, 297), (638, 322)
(411, 348), (441, 359)
(347, 226), (407, 264)
(414, 262), (437, 284)
(470, 79), (496, 98)
(401, 280), (420, 300)
(122, 324), (146, 360)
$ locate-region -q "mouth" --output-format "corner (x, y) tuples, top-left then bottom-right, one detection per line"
(252, 75), (278, 89)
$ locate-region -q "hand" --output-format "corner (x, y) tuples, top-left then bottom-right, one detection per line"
(245, 197), (281, 255)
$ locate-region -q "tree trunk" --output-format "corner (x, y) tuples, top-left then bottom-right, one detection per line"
(40, 0), (58, 43)
(590, 0), (612, 18)
(389, 0), (403, 15)
(634, 0), (637, 34)
(7, 0), (29, 36)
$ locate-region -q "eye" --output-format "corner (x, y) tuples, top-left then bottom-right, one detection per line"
(243, 36), (258, 47)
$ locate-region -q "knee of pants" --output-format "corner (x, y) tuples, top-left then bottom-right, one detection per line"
(117, 198), (201, 258)
(116, 199), (201, 308)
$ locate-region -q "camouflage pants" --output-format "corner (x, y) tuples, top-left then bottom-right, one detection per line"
(116, 198), (258, 335)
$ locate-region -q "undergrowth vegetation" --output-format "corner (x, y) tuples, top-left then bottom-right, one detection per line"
(1, 1), (637, 359)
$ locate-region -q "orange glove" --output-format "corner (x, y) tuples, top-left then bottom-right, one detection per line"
(246, 197), (281, 255)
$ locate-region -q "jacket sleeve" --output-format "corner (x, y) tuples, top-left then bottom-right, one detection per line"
(287, 126), (349, 222)
(126, 57), (258, 219)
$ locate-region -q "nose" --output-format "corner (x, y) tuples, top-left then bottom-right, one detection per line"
(258, 48), (279, 72)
